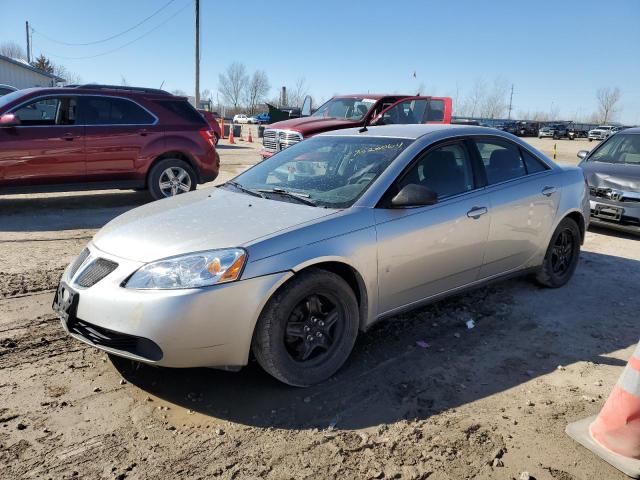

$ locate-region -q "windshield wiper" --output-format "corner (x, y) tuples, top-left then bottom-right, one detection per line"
(224, 181), (265, 198)
(256, 188), (317, 206)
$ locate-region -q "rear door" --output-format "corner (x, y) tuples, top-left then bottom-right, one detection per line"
(372, 96), (453, 126)
(470, 137), (559, 278)
(78, 95), (160, 182)
(374, 140), (490, 315)
(0, 95), (84, 187)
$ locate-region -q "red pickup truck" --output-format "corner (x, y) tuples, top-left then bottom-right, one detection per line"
(261, 94), (452, 158)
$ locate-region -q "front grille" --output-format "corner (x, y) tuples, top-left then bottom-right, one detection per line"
(263, 129), (277, 151)
(68, 248), (90, 279)
(590, 187), (640, 203)
(262, 129), (302, 152)
(76, 258), (118, 287)
(67, 318), (162, 361)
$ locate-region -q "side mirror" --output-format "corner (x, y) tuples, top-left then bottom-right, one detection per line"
(390, 184), (438, 208)
(577, 150), (589, 160)
(0, 113), (20, 127)
(301, 95), (312, 117)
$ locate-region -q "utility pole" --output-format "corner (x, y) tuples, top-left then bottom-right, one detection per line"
(508, 84), (514, 120)
(194, 0), (200, 108)
(25, 21), (31, 63)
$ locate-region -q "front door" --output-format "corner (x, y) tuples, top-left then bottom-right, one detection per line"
(375, 140), (490, 315)
(78, 96), (160, 182)
(0, 95), (84, 187)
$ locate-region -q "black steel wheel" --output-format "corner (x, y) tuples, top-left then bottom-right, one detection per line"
(252, 268), (359, 386)
(535, 217), (581, 288)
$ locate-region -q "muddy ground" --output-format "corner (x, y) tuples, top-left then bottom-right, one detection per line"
(1, 138), (638, 480)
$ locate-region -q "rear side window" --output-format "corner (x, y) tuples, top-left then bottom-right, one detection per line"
(475, 139), (549, 184)
(425, 99), (444, 122)
(79, 97), (155, 125)
(475, 140), (526, 185)
(521, 149), (548, 173)
(156, 100), (206, 125)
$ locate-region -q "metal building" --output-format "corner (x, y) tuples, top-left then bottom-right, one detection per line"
(0, 54), (64, 89)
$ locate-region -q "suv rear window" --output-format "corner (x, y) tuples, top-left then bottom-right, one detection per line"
(156, 100), (206, 125)
(79, 96), (155, 125)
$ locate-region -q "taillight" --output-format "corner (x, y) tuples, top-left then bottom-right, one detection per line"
(199, 128), (215, 146)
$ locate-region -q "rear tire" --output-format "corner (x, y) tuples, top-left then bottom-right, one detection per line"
(252, 269), (359, 387)
(147, 158), (197, 201)
(535, 217), (581, 288)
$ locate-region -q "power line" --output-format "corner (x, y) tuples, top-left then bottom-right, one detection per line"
(42, 0), (193, 60)
(31, 0), (176, 46)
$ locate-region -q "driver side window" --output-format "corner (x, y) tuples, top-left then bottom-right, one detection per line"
(397, 143), (475, 200)
(12, 97), (77, 126)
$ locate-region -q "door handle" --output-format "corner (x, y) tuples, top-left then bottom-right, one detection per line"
(467, 206), (488, 219)
(61, 133), (75, 141)
(542, 186), (557, 196)
(138, 129), (149, 136)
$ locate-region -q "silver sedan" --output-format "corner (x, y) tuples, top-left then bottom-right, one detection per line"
(54, 125), (589, 386)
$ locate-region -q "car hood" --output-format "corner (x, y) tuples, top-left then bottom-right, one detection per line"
(267, 116), (360, 135)
(581, 161), (640, 191)
(92, 187), (338, 263)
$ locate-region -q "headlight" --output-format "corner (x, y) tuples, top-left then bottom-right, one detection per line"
(124, 248), (247, 289)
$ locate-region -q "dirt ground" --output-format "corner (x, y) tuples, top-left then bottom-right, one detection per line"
(1, 137), (638, 480)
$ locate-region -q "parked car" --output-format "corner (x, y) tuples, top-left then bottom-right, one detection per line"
(588, 125), (616, 141)
(233, 114), (250, 124)
(54, 124), (588, 386)
(538, 123), (569, 139)
(249, 112), (270, 124)
(578, 127), (640, 235)
(0, 84), (17, 96)
(0, 84), (219, 200)
(261, 94), (453, 158)
(197, 109), (222, 144)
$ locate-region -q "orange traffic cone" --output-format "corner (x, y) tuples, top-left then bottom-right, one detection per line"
(566, 340), (640, 478)
(228, 126), (235, 144)
(247, 128), (253, 143)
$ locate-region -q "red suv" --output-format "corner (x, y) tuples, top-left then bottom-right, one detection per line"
(0, 84), (219, 200)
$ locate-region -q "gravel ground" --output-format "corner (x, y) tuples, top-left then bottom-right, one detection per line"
(1, 137), (637, 480)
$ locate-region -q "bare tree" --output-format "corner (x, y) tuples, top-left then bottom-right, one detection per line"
(460, 78), (487, 118)
(245, 70), (270, 114)
(596, 87), (621, 124)
(218, 62), (248, 110)
(120, 76), (129, 86)
(287, 77), (310, 108)
(52, 64), (81, 85)
(480, 77), (509, 119)
(0, 41), (27, 60)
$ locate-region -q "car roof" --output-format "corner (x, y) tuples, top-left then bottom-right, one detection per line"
(619, 127), (640, 134)
(9, 86), (175, 100)
(317, 123), (488, 140)
(332, 94), (406, 100)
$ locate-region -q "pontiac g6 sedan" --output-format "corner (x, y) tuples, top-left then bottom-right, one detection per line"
(54, 125), (589, 386)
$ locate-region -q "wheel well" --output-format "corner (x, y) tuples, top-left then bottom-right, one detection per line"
(146, 152), (199, 187)
(566, 211), (585, 244)
(286, 262), (368, 329)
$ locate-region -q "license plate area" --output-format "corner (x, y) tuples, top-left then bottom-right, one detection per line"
(594, 204), (623, 222)
(52, 282), (79, 324)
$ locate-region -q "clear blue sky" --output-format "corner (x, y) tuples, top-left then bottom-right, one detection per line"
(2, 0), (639, 123)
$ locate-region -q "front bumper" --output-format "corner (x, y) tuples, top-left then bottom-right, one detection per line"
(58, 244), (293, 368)
(588, 197), (640, 235)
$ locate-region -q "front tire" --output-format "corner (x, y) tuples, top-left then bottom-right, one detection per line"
(252, 269), (359, 387)
(147, 158), (197, 200)
(535, 217), (581, 288)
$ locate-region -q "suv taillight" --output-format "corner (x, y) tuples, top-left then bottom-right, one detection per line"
(199, 128), (215, 146)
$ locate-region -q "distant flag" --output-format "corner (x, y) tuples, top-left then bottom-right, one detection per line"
(412, 71), (417, 79)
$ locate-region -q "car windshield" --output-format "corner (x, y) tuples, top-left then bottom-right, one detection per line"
(226, 136), (412, 208)
(0, 89), (26, 110)
(311, 97), (377, 121)
(588, 133), (640, 164)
